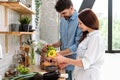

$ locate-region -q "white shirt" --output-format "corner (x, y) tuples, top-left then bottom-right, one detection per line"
(72, 30), (105, 80)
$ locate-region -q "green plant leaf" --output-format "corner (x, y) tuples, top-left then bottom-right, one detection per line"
(19, 16), (31, 24)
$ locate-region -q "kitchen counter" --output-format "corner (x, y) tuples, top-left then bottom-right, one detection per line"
(29, 65), (67, 80)
(3, 65), (67, 80)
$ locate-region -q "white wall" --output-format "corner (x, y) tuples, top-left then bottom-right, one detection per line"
(0, 0), (60, 78)
(0, 5), (20, 77)
(0, 0), (34, 78)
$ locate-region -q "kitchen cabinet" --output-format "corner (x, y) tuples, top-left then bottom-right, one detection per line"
(0, 1), (35, 53)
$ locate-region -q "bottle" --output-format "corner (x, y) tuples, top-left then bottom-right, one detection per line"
(18, 47), (26, 66)
(13, 50), (19, 65)
(24, 46), (30, 67)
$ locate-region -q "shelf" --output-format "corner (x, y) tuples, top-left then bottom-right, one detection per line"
(0, 1), (35, 14)
(0, 31), (34, 35)
(0, 31), (34, 53)
(0, 1), (35, 53)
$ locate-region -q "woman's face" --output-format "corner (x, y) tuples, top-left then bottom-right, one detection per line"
(78, 18), (88, 32)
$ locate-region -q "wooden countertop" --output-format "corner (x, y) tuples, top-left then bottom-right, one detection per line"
(29, 65), (67, 80)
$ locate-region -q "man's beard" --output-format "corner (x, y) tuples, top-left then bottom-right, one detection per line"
(64, 16), (70, 20)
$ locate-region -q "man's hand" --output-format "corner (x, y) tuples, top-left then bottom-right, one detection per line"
(42, 44), (52, 52)
(57, 48), (72, 56)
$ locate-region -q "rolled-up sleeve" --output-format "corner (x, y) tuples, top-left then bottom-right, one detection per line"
(69, 27), (82, 53)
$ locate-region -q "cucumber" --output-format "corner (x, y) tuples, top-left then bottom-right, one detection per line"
(10, 73), (37, 80)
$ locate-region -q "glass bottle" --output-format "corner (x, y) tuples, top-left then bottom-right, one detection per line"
(29, 47), (35, 65)
(24, 46), (30, 67)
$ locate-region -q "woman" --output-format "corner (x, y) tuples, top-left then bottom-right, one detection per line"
(53, 8), (105, 80)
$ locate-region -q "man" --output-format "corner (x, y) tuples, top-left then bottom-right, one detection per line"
(42, 0), (82, 80)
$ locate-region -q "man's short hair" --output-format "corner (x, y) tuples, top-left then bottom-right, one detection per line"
(55, 0), (73, 12)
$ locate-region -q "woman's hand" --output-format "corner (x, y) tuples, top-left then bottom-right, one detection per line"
(52, 53), (68, 69)
(53, 53), (66, 64)
(58, 62), (67, 69)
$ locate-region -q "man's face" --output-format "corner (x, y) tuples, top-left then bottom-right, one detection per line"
(60, 7), (73, 20)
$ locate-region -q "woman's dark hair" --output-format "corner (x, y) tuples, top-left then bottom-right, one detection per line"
(55, 0), (73, 12)
(79, 8), (99, 42)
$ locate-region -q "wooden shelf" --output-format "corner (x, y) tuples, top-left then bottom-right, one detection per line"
(0, 1), (35, 53)
(0, 31), (34, 35)
(0, 1), (35, 14)
(0, 31), (34, 53)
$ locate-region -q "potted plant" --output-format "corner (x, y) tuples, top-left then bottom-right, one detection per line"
(9, 23), (20, 32)
(19, 16), (32, 32)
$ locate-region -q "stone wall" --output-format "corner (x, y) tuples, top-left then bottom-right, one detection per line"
(40, 0), (59, 43)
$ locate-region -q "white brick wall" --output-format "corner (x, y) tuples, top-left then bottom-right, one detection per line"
(0, 0), (60, 79)
(0, 5), (5, 31)
(0, 5), (20, 78)
(0, 53), (14, 77)
(0, 1), (31, 78)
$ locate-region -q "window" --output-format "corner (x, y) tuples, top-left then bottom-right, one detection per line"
(72, 0), (120, 53)
(72, 0), (108, 50)
(92, 0), (108, 50)
(72, 0), (82, 12)
(112, 0), (120, 50)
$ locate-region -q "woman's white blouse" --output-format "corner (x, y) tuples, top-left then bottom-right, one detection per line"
(73, 30), (105, 80)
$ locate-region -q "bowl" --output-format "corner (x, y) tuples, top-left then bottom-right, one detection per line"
(44, 65), (58, 72)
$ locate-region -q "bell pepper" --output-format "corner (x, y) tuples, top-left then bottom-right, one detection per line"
(47, 50), (56, 58)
